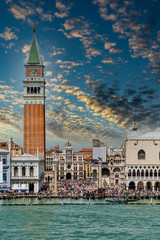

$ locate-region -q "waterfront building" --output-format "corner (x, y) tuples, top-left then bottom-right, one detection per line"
(90, 144), (125, 188)
(11, 154), (44, 192)
(125, 123), (160, 190)
(0, 148), (11, 190)
(44, 149), (54, 187)
(11, 26), (44, 192)
(79, 148), (92, 178)
(54, 141), (84, 181)
(0, 138), (22, 157)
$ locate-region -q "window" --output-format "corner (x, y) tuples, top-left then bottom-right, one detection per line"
(22, 167), (25, 176)
(14, 167), (18, 176)
(138, 150), (145, 159)
(3, 173), (6, 182)
(30, 167), (34, 177)
(3, 158), (6, 164)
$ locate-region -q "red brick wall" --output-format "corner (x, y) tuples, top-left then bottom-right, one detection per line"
(24, 104), (45, 155)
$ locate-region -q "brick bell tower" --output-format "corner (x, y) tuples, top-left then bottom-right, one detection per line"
(23, 25), (45, 156)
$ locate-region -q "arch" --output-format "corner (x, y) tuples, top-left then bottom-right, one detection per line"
(22, 167), (25, 176)
(137, 169), (140, 177)
(48, 176), (50, 182)
(138, 149), (145, 159)
(113, 167), (120, 172)
(30, 167), (34, 177)
(145, 169), (148, 177)
(31, 87), (33, 94)
(93, 169), (97, 182)
(66, 172), (71, 180)
(154, 170), (157, 177)
(158, 170), (160, 177)
(129, 181), (135, 190)
(146, 181), (152, 190)
(38, 87), (40, 94)
(34, 87), (37, 93)
(29, 183), (34, 192)
(141, 169), (144, 177)
(27, 87), (30, 93)
(128, 169), (131, 177)
(155, 181), (160, 191)
(150, 169), (153, 177)
(14, 167), (18, 176)
(102, 168), (110, 176)
(137, 181), (144, 190)
(133, 169), (136, 177)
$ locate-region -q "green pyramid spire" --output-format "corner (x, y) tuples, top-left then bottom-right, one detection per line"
(28, 36), (41, 64)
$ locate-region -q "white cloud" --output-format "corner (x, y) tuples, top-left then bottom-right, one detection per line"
(22, 44), (31, 53)
(0, 27), (18, 41)
(104, 42), (116, 49)
(46, 71), (53, 77)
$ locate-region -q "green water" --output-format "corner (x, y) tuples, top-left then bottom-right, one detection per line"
(0, 205), (160, 239)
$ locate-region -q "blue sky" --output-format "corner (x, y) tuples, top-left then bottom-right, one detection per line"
(0, 0), (160, 150)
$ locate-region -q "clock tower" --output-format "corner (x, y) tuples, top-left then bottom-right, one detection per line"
(23, 25), (45, 156)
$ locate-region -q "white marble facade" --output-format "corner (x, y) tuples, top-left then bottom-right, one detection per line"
(11, 154), (44, 192)
(125, 130), (160, 190)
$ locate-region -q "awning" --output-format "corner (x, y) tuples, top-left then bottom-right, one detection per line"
(20, 189), (28, 192)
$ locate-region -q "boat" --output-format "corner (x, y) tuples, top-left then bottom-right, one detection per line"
(105, 198), (141, 203)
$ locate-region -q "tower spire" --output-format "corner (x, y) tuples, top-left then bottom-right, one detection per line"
(27, 25), (42, 65)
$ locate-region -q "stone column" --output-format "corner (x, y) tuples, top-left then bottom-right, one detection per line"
(54, 163), (58, 194)
(98, 163), (102, 188)
(12, 166), (14, 177)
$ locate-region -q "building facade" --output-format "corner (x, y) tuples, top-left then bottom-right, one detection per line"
(0, 149), (11, 190)
(0, 138), (22, 157)
(125, 128), (160, 191)
(11, 154), (44, 192)
(54, 142), (84, 181)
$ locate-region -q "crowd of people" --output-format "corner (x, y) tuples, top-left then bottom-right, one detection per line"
(1, 180), (160, 199)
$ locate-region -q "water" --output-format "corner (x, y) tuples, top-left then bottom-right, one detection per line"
(0, 204), (160, 239)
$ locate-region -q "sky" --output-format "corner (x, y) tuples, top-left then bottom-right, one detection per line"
(0, 0), (160, 151)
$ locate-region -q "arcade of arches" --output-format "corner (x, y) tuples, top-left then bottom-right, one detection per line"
(127, 166), (160, 190)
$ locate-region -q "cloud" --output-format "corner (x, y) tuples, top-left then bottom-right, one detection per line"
(56, 59), (83, 69)
(0, 27), (18, 41)
(55, 0), (73, 18)
(104, 42), (116, 50)
(41, 13), (52, 22)
(22, 44), (31, 53)
(101, 58), (116, 64)
(61, 17), (104, 59)
(50, 46), (64, 56)
(46, 71), (53, 77)
(9, 4), (33, 20)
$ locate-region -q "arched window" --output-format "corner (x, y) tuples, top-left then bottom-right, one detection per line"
(34, 87), (37, 93)
(154, 170), (157, 177)
(31, 87), (33, 94)
(141, 169), (144, 177)
(14, 167), (18, 176)
(27, 87), (30, 93)
(38, 87), (40, 94)
(150, 169), (153, 177)
(128, 169), (131, 177)
(22, 167), (25, 176)
(133, 169), (136, 177)
(30, 167), (34, 177)
(137, 169), (140, 177)
(138, 150), (145, 159)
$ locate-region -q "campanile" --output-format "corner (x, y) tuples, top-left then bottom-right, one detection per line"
(23, 25), (45, 156)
